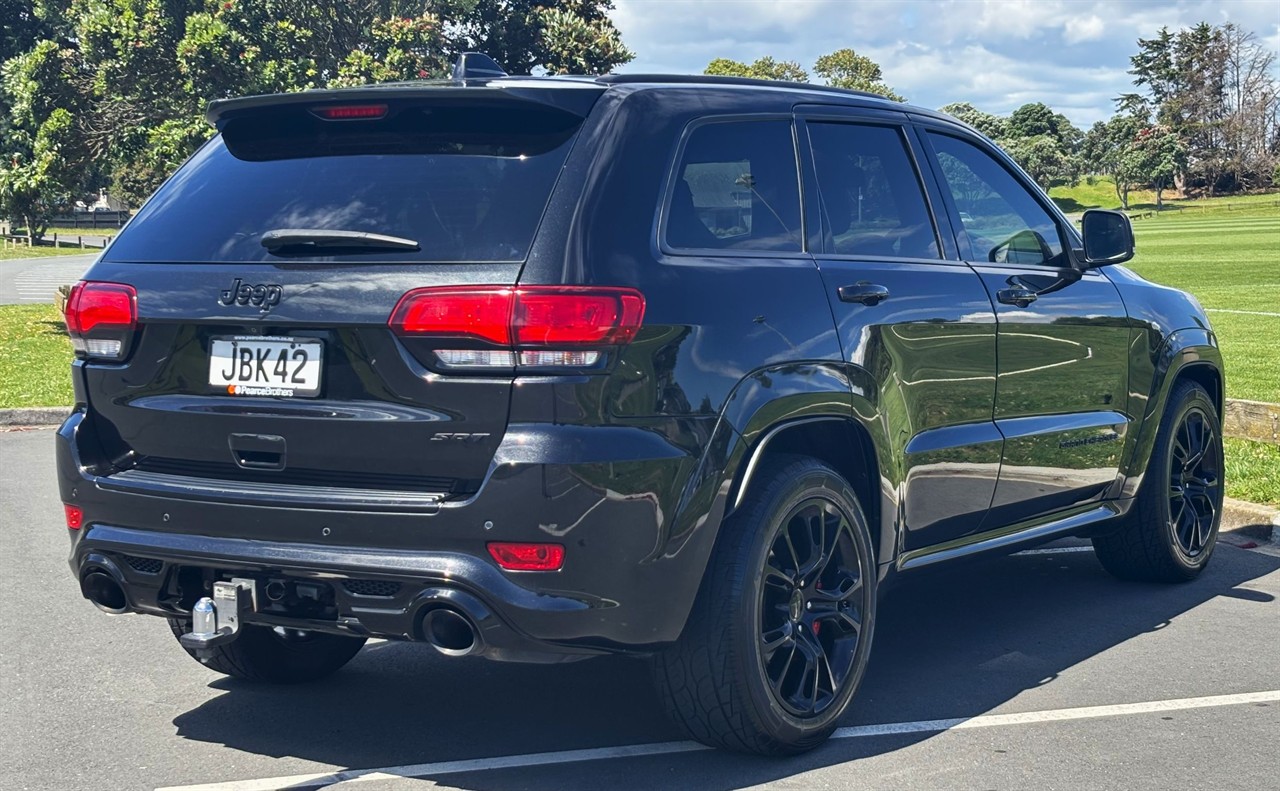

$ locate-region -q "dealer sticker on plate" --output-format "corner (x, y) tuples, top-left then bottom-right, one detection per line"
(209, 336), (323, 397)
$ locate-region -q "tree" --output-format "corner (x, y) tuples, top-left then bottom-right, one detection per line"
(1000, 134), (1075, 191)
(1082, 112), (1148, 209)
(704, 49), (903, 100)
(812, 48), (903, 101)
(1132, 124), (1187, 209)
(433, 0), (632, 76)
(0, 39), (89, 240)
(938, 102), (1007, 139)
(704, 56), (808, 82)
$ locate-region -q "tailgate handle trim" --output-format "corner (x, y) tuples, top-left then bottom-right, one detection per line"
(228, 433), (286, 471)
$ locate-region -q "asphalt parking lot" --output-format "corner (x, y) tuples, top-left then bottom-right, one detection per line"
(2, 426), (1277, 790)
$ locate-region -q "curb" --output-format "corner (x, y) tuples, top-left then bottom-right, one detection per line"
(0, 406), (71, 427)
(1220, 497), (1280, 544)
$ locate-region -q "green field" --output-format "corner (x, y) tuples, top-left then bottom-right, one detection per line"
(1050, 177), (1280, 214)
(1123, 207), (1279, 403)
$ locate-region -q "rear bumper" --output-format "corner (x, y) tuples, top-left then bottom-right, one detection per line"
(58, 409), (719, 657)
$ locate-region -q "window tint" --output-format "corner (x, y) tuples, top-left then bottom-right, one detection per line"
(103, 104), (582, 264)
(928, 133), (1065, 266)
(666, 120), (802, 252)
(808, 122), (938, 259)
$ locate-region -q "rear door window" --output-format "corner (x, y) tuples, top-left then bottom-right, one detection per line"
(102, 103), (584, 264)
(664, 119), (802, 253)
(807, 122), (939, 259)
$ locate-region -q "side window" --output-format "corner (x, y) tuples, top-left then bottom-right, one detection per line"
(808, 122), (938, 259)
(928, 132), (1066, 266)
(665, 119), (802, 252)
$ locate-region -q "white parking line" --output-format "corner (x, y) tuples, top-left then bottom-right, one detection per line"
(1205, 308), (1280, 317)
(155, 689), (1280, 791)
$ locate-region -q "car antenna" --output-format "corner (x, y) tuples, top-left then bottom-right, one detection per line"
(452, 52), (508, 81)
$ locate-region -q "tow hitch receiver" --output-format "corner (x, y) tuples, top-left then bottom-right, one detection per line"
(179, 578), (256, 658)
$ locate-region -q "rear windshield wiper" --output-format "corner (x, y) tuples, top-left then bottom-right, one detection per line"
(261, 228), (420, 254)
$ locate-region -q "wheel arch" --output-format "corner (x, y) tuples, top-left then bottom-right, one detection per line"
(727, 416), (889, 566)
(1119, 327), (1224, 498)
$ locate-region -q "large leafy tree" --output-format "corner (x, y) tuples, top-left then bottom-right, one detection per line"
(812, 48), (902, 101)
(0, 40), (89, 240)
(938, 102), (1007, 139)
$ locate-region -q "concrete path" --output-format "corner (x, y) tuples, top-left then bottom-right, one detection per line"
(0, 253), (96, 305)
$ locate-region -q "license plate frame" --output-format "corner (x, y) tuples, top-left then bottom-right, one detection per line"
(208, 335), (324, 398)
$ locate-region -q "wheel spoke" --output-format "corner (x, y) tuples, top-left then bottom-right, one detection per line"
(761, 624), (793, 660)
(763, 560), (792, 589)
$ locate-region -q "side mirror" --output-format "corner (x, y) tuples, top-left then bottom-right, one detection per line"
(1080, 209), (1135, 266)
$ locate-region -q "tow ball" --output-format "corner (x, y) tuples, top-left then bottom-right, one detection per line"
(179, 578), (256, 659)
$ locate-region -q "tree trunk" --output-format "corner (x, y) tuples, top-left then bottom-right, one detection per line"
(1156, 181), (1164, 210)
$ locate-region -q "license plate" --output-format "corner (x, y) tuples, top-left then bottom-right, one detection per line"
(209, 336), (323, 397)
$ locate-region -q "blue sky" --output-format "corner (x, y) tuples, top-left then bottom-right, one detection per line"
(610, 0), (1280, 128)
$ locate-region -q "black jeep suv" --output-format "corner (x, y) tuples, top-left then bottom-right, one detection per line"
(59, 56), (1224, 755)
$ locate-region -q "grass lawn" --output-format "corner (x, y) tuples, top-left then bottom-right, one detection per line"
(1225, 438), (1280, 507)
(0, 244), (97, 260)
(1124, 207), (1280, 403)
(0, 304), (73, 408)
(1050, 177), (1280, 214)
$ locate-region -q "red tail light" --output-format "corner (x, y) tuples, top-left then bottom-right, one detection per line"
(389, 286), (645, 370)
(487, 542), (565, 571)
(64, 504), (83, 530)
(64, 281), (137, 360)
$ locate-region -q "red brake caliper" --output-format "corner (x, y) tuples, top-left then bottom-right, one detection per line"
(813, 580), (822, 636)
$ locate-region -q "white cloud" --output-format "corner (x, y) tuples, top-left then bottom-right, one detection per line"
(1064, 15), (1107, 44)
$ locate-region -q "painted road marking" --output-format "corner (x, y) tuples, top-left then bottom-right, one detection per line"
(156, 689), (1280, 791)
(1205, 308), (1280, 317)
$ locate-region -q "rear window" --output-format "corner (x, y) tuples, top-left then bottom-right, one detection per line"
(664, 119), (802, 253)
(103, 103), (584, 264)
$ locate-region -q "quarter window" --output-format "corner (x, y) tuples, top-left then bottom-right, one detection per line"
(665, 120), (802, 252)
(928, 132), (1066, 266)
(808, 122), (938, 259)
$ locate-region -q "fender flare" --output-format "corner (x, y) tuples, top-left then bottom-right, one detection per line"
(1118, 327), (1223, 497)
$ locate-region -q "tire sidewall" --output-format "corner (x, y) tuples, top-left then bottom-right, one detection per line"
(735, 464), (877, 745)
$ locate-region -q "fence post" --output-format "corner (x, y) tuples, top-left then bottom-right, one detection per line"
(79, 236), (84, 249)
(53, 233), (59, 248)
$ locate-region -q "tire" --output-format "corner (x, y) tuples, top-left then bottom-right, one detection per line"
(1093, 380), (1224, 583)
(167, 618), (366, 683)
(652, 454), (877, 755)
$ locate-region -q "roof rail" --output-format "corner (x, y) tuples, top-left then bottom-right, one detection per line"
(594, 73), (886, 100)
(452, 52), (507, 80)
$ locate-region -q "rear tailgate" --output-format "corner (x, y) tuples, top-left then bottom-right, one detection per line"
(76, 86), (602, 498)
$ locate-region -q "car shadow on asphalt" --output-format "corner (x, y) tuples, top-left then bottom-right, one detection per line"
(170, 544), (1279, 789)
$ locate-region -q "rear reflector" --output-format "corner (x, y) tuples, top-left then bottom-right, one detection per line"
(389, 286), (645, 365)
(312, 104), (388, 120)
(487, 542), (565, 571)
(64, 504), (83, 530)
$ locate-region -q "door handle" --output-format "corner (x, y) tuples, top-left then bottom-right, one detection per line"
(837, 282), (890, 306)
(997, 286), (1038, 308)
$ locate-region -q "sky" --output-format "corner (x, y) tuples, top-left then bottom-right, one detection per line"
(610, 0), (1280, 128)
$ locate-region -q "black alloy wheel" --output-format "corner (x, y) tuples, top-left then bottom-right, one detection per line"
(1093, 380), (1223, 583)
(759, 497), (866, 717)
(1167, 406), (1221, 559)
(652, 454), (877, 755)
